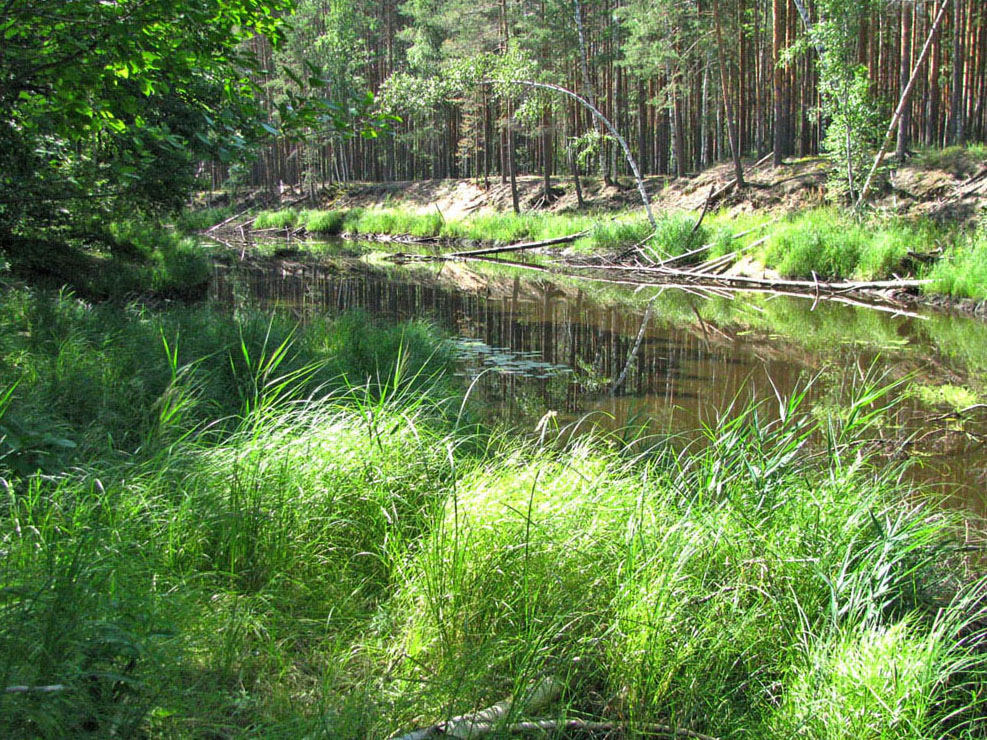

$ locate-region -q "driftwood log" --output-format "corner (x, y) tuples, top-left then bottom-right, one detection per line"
(447, 230), (590, 258)
(391, 677), (718, 740)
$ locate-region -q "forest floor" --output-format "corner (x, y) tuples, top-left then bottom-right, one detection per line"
(269, 148), (987, 226)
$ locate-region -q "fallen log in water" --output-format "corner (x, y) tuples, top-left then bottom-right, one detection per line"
(205, 205), (255, 234)
(455, 256), (928, 319)
(562, 261), (930, 292)
(386, 230), (590, 262)
(446, 230), (590, 258)
(206, 193), (310, 234)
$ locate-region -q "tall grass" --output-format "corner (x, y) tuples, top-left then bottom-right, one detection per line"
(253, 209), (303, 230)
(0, 289), (453, 468)
(926, 228), (987, 301)
(173, 205), (234, 233)
(760, 209), (919, 280)
(647, 212), (708, 260)
(249, 203), (987, 299)
(259, 207), (650, 251)
(2, 286), (984, 737)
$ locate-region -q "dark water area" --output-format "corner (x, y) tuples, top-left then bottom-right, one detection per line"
(211, 244), (987, 516)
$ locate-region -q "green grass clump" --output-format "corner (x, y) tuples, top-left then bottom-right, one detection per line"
(0, 391), (457, 736)
(303, 209), (347, 234)
(383, 391), (987, 738)
(762, 209), (915, 280)
(344, 208), (444, 238)
(926, 229), (987, 301)
(254, 209), (302, 229)
(442, 211), (536, 242)
(648, 212), (708, 260)
(249, 204), (659, 255)
(173, 205), (233, 233)
(288, 206), (624, 250)
(591, 217), (653, 251)
(764, 209), (868, 278)
(1, 291), (985, 737)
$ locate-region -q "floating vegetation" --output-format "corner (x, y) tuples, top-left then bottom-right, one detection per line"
(452, 337), (573, 379)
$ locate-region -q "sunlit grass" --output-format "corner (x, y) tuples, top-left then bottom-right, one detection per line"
(761, 208), (927, 280)
(2, 285), (985, 737)
(254, 209), (303, 229)
(926, 229), (987, 301)
(258, 207), (651, 251)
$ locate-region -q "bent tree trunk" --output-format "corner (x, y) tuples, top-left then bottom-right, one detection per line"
(573, 0), (610, 184)
(489, 78), (656, 227)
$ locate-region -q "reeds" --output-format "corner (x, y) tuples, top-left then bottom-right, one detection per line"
(1, 287), (984, 737)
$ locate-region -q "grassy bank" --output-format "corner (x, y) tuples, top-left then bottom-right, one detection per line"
(2, 218), (215, 301)
(247, 203), (987, 301)
(253, 206), (712, 261)
(1, 286), (986, 737)
(248, 204), (926, 281)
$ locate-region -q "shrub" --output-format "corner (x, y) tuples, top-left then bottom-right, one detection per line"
(304, 209), (347, 234)
(254, 210), (300, 229)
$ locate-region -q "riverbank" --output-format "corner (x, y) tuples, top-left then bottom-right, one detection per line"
(2, 285), (986, 737)
(210, 146), (987, 225)
(201, 146), (987, 310)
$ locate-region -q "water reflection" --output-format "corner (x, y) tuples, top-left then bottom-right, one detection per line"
(211, 250), (987, 515)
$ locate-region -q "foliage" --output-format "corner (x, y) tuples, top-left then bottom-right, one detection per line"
(762, 209), (912, 280)
(808, 0), (887, 200)
(0, 0), (294, 244)
(1, 297), (984, 737)
(910, 383), (980, 412)
(0, 0), (399, 281)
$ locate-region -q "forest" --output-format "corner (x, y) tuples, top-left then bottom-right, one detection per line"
(4, 1), (987, 738)
(229, 0), (987, 198)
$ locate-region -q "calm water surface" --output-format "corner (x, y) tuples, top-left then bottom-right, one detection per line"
(211, 244), (987, 516)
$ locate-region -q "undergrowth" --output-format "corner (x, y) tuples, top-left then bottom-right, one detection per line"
(2, 219), (214, 300)
(1, 285), (985, 737)
(926, 225), (987, 301)
(173, 206), (233, 233)
(760, 209), (922, 280)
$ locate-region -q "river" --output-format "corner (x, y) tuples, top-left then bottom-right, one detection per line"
(211, 241), (987, 516)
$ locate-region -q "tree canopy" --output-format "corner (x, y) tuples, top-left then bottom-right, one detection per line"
(0, 0), (294, 241)
(221, 0), (987, 199)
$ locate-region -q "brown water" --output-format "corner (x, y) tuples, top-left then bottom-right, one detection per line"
(211, 247), (987, 515)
